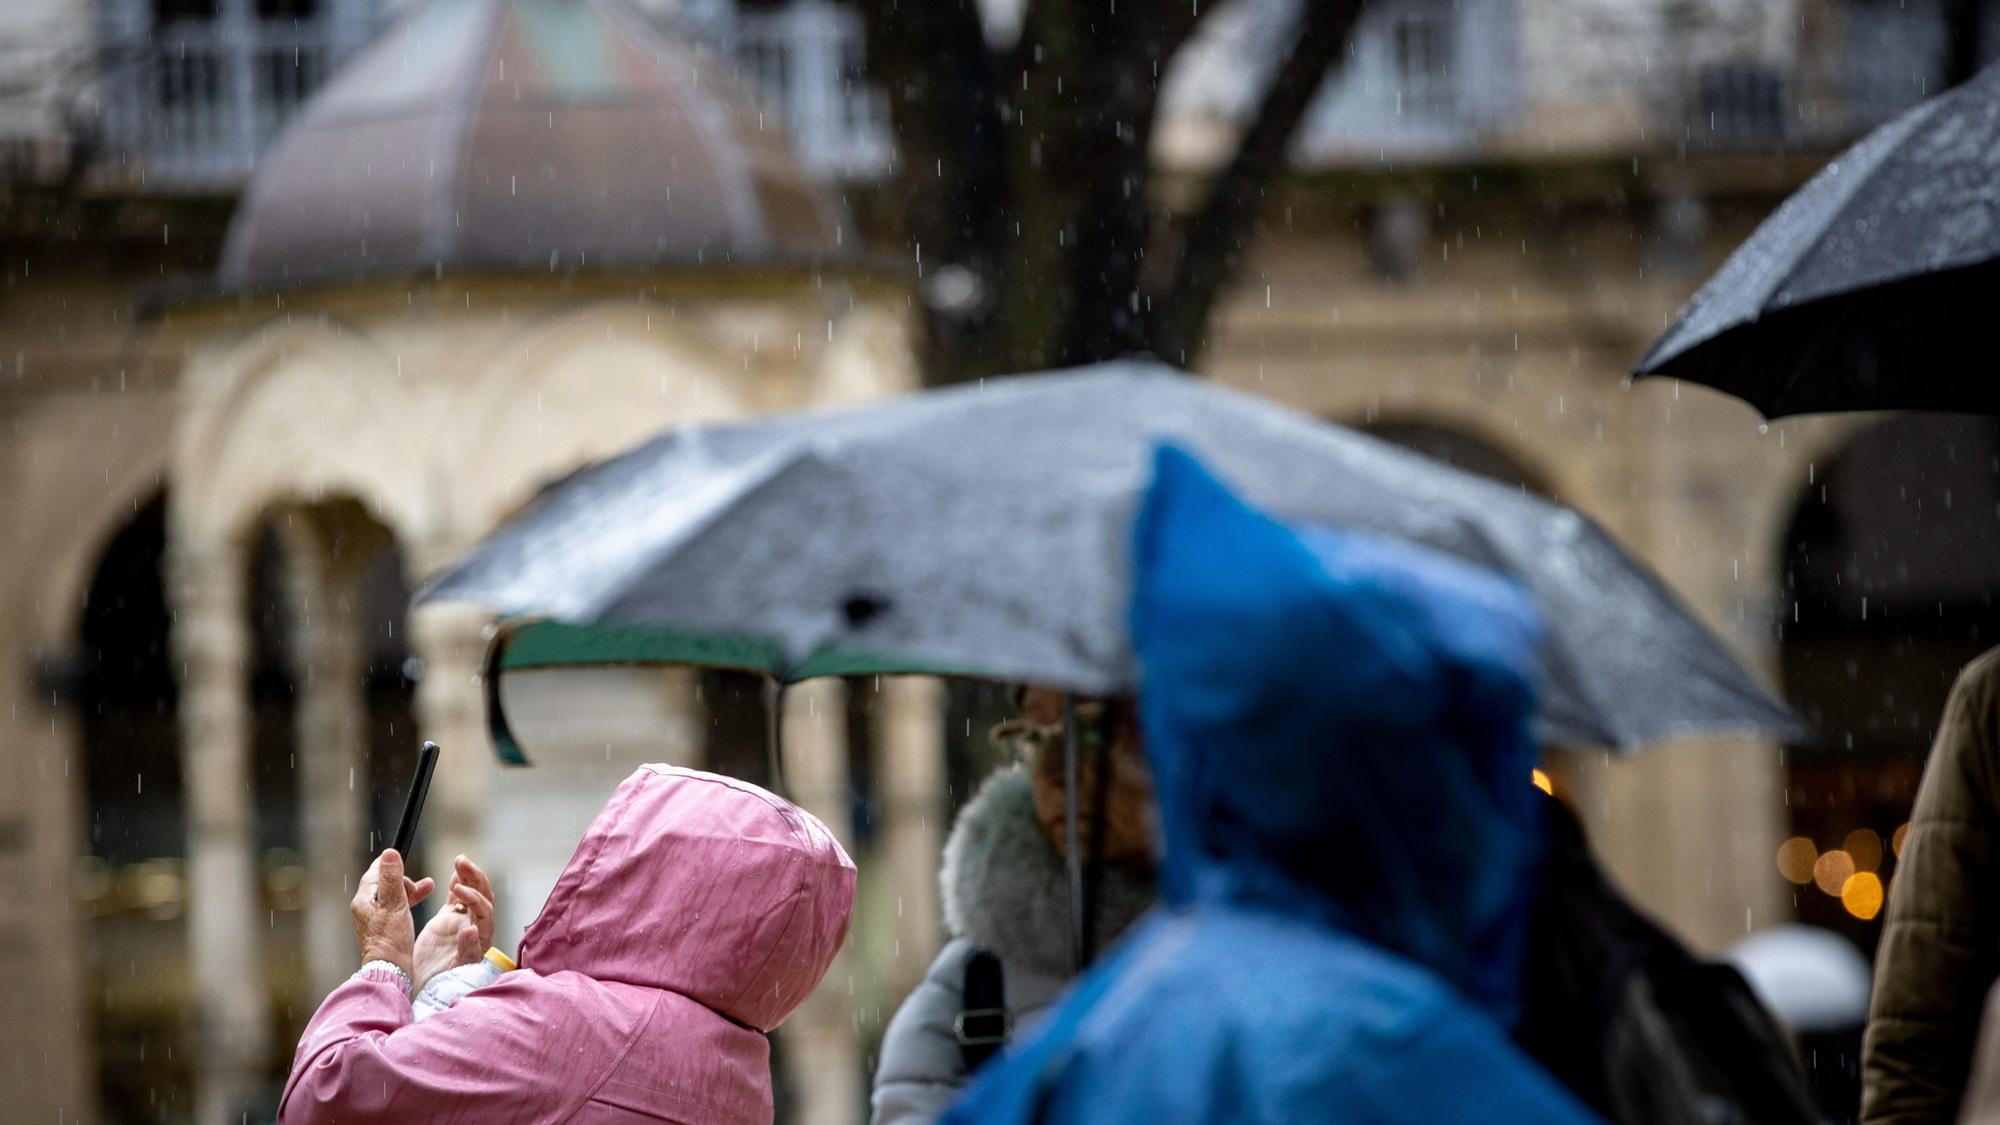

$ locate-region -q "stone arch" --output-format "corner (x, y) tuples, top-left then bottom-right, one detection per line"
(21, 410), (174, 653)
(1359, 413), (1560, 498)
(175, 316), (427, 553)
(450, 300), (761, 536)
(0, 388), (176, 1124)
(1741, 416), (1874, 604)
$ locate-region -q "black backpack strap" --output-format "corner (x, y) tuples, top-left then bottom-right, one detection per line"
(956, 947), (1011, 1070)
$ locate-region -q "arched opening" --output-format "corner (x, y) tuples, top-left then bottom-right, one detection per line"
(1777, 415), (2000, 948)
(1769, 415), (2000, 1121)
(65, 492), (419, 1122)
(76, 495), (179, 864)
(67, 493), (191, 1122)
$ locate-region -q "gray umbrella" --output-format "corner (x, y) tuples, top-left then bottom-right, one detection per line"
(425, 362), (1801, 751)
(1635, 63), (2000, 416)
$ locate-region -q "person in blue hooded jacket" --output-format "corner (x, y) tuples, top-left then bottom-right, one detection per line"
(941, 445), (1602, 1125)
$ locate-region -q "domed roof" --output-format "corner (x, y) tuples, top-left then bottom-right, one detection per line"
(219, 0), (851, 291)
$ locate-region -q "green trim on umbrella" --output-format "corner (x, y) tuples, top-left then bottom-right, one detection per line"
(485, 619), (994, 764)
(497, 619), (980, 680)
(499, 620), (787, 677)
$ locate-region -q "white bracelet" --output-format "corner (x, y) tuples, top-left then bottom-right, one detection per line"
(357, 960), (413, 996)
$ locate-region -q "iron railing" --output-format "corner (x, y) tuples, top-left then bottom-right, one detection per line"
(71, 0), (2000, 191)
(97, 19), (334, 190)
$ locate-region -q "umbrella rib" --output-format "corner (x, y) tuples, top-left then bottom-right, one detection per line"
(583, 443), (857, 675)
(559, 442), (823, 623)
(1767, 95), (1955, 311)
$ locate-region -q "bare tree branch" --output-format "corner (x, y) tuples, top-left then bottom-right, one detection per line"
(1151, 0), (1366, 365)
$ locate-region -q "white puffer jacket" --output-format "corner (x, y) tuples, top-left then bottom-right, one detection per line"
(870, 770), (1154, 1125)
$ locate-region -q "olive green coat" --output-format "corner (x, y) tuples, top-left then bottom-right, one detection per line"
(1864, 648), (2000, 1123)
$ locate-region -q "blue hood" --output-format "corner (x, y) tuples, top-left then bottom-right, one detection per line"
(1130, 445), (1547, 1021)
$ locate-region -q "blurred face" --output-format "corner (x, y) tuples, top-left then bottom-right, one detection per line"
(1004, 688), (1156, 870)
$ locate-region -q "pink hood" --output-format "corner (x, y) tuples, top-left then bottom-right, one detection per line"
(282, 766), (854, 1124)
(518, 764), (855, 1031)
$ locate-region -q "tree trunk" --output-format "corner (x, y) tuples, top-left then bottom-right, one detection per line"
(857, 0), (1364, 384)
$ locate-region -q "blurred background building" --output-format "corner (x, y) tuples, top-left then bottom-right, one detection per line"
(1, 0), (1995, 1120)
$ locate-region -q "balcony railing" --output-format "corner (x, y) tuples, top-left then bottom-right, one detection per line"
(77, 0), (1996, 194)
(97, 19), (336, 191)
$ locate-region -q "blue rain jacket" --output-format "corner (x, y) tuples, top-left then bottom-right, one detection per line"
(942, 446), (1601, 1125)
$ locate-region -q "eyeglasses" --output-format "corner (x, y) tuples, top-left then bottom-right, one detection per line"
(989, 700), (1125, 766)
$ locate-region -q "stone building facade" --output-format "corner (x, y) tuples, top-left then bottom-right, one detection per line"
(1, 0), (1993, 1121)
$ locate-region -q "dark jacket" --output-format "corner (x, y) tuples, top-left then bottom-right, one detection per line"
(1864, 647), (2000, 1123)
(1520, 798), (1818, 1125)
(942, 445), (1598, 1125)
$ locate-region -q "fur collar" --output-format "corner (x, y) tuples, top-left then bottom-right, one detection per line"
(940, 769), (1155, 979)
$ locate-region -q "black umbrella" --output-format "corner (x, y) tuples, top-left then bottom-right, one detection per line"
(426, 362), (1801, 752)
(1635, 63), (2000, 416)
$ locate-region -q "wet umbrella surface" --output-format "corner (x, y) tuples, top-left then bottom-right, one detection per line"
(1636, 63), (2000, 416)
(424, 361), (1803, 752)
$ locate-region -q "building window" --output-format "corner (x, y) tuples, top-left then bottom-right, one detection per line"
(1388, 7), (1455, 120)
(1295, 0), (1510, 163)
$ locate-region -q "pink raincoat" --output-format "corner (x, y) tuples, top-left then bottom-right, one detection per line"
(281, 765), (855, 1124)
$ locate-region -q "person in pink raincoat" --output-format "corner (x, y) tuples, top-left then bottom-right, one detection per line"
(281, 764), (856, 1124)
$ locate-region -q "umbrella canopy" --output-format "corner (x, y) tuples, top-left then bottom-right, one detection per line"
(1635, 63), (2000, 417)
(424, 362), (1804, 752)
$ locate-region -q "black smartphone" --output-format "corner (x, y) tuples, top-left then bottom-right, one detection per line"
(392, 741), (441, 858)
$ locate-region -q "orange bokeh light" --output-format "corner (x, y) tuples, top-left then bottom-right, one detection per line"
(1845, 828), (1883, 874)
(1813, 850), (1855, 896)
(1776, 837), (1817, 885)
(1843, 872), (1885, 920)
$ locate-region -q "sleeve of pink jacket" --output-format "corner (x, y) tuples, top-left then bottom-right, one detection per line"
(280, 967), (649, 1124)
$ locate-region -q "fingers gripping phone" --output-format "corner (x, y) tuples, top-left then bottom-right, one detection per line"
(392, 741), (441, 858)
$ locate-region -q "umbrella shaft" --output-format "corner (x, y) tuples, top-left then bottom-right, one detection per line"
(1063, 695), (1085, 974)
